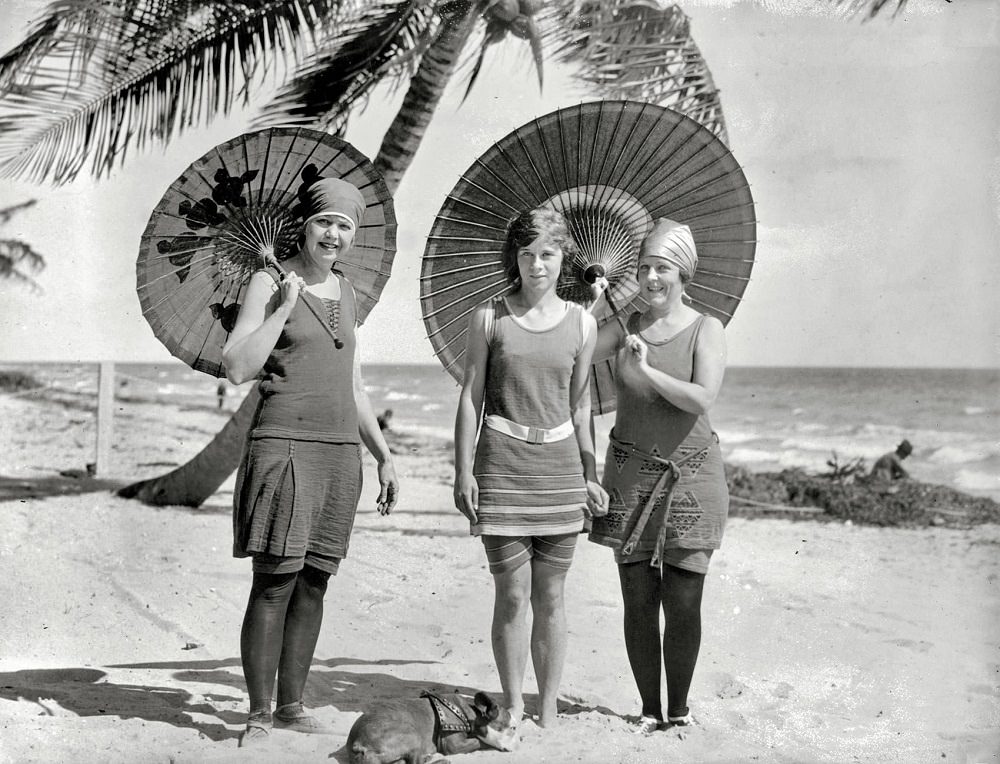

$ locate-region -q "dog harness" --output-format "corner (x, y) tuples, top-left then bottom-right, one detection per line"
(421, 691), (473, 745)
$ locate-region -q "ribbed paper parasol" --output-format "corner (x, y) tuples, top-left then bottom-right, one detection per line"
(420, 100), (755, 414)
(137, 127), (396, 377)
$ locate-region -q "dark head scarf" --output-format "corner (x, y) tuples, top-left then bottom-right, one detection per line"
(301, 178), (365, 228)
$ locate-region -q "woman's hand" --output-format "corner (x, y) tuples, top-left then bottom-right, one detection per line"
(279, 270), (306, 310)
(588, 276), (609, 307)
(623, 333), (648, 366)
(376, 459), (399, 516)
(454, 471), (479, 524)
(585, 480), (609, 518)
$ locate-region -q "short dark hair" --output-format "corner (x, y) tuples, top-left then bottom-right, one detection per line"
(501, 207), (578, 290)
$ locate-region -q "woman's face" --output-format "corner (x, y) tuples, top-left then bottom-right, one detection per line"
(637, 256), (685, 309)
(516, 233), (563, 293)
(302, 214), (356, 262)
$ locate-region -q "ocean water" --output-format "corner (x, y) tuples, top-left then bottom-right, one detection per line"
(5, 363), (998, 502)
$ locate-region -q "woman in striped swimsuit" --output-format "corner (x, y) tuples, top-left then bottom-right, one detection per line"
(454, 207), (609, 729)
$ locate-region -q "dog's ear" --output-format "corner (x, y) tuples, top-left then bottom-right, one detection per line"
(473, 691), (499, 722)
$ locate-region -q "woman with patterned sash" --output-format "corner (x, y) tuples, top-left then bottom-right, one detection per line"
(222, 178), (399, 746)
(589, 218), (729, 733)
(454, 207), (609, 730)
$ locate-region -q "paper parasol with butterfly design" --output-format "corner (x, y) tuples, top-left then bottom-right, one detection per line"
(136, 127), (396, 377)
(420, 100), (756, 414)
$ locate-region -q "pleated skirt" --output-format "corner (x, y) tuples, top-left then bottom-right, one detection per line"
(233, 436), (363, 563)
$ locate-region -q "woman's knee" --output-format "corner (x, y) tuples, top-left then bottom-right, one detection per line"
(493, 572), (531, 616)
(662, 565), (705, 615)
(250, 571), (298, 603)
(619, 562), (662, 614)
(529, 567), (567, 611)
(298, 564), (331, 594)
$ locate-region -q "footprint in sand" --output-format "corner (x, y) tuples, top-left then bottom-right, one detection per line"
(712, 674), (748, 700)
(884, 637), (933, 653)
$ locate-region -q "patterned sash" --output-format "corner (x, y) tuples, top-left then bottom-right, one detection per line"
(611, 431), (718, 568)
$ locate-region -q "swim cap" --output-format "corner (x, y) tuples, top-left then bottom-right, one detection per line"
(639, 218), (697, 280)
(301, 178), (365, 228)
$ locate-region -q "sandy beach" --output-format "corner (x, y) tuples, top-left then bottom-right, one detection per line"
(1, 383), (998, 764)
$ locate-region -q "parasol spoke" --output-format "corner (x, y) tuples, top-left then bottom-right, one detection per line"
(422, 279), (511, 328)
(419, 270), (506, 299)
(433, 213), (511, 233)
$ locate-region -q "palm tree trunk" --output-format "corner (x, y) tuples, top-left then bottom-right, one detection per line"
(374, 3), (480, 192)
(118, 4), (480, 507)
(117, 388), (259, 506)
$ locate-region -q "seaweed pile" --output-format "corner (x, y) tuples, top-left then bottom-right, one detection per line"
(726, 463), (1000, 529)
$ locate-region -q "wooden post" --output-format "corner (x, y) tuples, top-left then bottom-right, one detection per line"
(95, 361), (114, 476)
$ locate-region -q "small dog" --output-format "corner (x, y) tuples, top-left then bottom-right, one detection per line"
(346, 689), (517, 764)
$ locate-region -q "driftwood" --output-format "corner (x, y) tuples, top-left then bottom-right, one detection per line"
(728, 495), (823, 514)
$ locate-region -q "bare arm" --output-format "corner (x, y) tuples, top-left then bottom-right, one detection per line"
(354, 329), (398, 515)
(570, 312), (609, 516)
(221, 270), (296, 384)
(453, 305), (490, 522)
(625, 316), (727, 415)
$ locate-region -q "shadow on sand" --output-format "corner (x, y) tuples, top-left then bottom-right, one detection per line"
(0, 655), (498, 752)
(0, 474), (124, 502)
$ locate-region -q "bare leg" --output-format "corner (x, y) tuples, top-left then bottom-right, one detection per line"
(661, 564), (705, 718)
(529, 560), (570, 727)
(491, 561), (532, 722)
(618, 561), (664, 722)
(241, 571), (297, 721)
(276, 564), (330, 707)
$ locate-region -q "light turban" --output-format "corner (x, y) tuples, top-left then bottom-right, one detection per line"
(639, 218), (697, 280)
(301, 178), (365, 228)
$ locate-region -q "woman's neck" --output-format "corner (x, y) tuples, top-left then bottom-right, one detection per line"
(284, 251), (332, 285)
(510, 285), (563, 313)
(645, 296), (690, 324)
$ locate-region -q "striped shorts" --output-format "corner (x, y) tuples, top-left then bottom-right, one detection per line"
(481, 533), (578, 575)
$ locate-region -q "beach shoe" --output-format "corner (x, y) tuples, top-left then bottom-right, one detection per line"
(238, 719), (272, 747)
(273, 702), (334, 735)
(633, 715), (662, 735)
(667, 711), (694, 727)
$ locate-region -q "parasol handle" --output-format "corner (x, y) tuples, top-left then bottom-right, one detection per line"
(264, 253), (345, 349)
(583, 263), (629, 336)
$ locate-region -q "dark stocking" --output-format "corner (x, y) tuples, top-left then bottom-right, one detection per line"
(618, 561), (664, 721)
(276, 564), (331, 708)
(661, 564), (705, 718)
(240, 571), (297, 720)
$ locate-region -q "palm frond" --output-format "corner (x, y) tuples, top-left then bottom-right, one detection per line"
(0, 239), (47, 292)
(0, 0), (338, 185)
(254, 0), (437, 133)
(0, 199), (38, 226)
(829, 0), (909, 19)
(538, 1), (728, 144)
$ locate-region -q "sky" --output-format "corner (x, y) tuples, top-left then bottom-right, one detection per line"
(0, 0), (997, 369)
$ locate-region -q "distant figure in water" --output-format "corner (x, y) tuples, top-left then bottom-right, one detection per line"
(377, 408), (393, 431)
(216, 379), (227, 409)
(870, 440), (913, 481)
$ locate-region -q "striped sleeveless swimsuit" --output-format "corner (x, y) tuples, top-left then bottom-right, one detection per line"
(471, 297), (588, 536)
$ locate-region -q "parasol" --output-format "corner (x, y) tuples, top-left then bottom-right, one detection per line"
(137, 127), (396, 377)
(420, 100), (755, 414)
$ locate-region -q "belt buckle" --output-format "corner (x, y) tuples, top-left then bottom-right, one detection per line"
(526, 426), (544, 444)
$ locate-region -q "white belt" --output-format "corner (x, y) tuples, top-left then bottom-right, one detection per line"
(484, 414), (574, 444)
